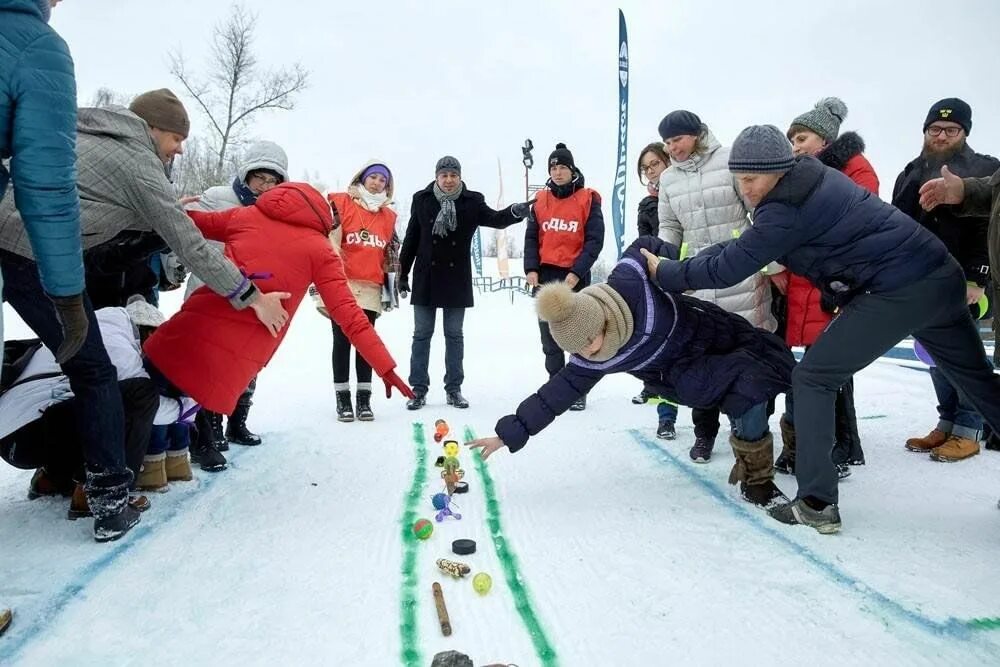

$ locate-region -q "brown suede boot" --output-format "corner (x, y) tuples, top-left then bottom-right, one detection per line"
(68, 484), (151, 520)
(774, 417), (796, 474)
(165, 449), (193, 481)
(905, 428), (949, 452)
(136, 453), (168, 492)
(0, 607), (11, 636)
(729, 433), (789, 508)
(930, 436), (981, 462)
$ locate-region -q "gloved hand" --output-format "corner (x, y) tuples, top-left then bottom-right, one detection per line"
(398, 276), (410, 299)
(162, 252), (187, 287)
(383, 369), (415, 399)
(510, 201), (533, 219)
(49, 293), (90, 364)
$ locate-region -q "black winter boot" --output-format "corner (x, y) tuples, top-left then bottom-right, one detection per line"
(774, 416), (796, 474)
(447, 391), (469, 409)
(336, 390), (355, 422)
(94, 504), (142, 543)
(831, 380), (865, 465)
(207, 411), (228, 452)
(689, 436), (715, 463)
(191, 412), (227, 472)
(226, 403), (262, 446)
(406, 392), (427, 411)
(356, 389), (374, 421)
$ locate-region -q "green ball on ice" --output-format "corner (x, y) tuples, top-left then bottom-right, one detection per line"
(472, 572), (492, 595)
(412, 519), (433, 540)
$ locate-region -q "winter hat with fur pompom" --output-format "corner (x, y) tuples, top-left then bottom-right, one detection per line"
(789, 97), (848, 142)
(535, 282), (634, 362)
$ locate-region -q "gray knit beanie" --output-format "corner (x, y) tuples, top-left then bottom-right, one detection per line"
(729, 125), (795, 173)
(789, 97), (848, 142)
(435, 156), (462, 176)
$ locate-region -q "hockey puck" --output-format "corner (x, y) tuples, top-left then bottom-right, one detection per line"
(453, 481), (469, 494)
(452, 539), (476, 555)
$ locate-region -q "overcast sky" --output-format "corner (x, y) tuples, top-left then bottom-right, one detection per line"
(51, 0), (1000, 258)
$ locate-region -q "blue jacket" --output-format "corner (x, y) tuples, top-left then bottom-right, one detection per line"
(0, 0), (83, 296)
(654, 156), (950, 308)
(496, 236), (794, 452)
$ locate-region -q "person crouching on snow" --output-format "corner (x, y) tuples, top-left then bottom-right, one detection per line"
(143, 182), (414, 421)
(466, 236), (795, 509)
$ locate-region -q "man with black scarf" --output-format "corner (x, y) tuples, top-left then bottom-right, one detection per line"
(893, 97), (999, 462)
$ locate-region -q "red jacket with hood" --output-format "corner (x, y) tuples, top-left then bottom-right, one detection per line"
(785, 133), (879, 346)
(144, 182), (398, 413)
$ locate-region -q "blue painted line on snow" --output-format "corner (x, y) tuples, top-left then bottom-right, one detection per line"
(628, 430), (988, 642)
(0, 449), (248, 663)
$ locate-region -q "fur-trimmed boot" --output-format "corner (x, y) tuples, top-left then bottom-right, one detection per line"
(774, 417), (796, 475)
(165, 449), (193, 481)
(729, 433), (789, 509)
(136, 453), (168, 492)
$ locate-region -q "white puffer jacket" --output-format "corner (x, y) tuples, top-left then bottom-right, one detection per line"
(657, 131), (776, 331)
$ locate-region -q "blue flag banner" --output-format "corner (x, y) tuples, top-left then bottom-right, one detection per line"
(472, 227), (483, 276)
(612, 9), (629, 258)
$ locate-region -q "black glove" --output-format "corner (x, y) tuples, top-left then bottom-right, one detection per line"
(399, 276), (410, 299)
(49, 294), (90, 364)
(511, 201), (532, 219)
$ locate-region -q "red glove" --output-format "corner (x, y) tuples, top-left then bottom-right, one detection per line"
(383, 369), (415, 399)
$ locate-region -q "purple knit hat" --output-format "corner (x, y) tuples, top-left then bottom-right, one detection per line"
(361, 164), (391, 185)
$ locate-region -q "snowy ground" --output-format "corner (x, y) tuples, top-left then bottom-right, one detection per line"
(2, 287), (999, 666)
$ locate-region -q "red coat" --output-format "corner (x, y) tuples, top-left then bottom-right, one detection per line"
(785, 136), (879, 346)
(144, 183), (398, 414)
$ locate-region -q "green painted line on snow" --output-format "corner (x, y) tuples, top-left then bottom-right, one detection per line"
(859, 414), (888, 420)
(966, 617), (1000, 631)
(465, 426), (559, 666)
(400, 422), (428, 667)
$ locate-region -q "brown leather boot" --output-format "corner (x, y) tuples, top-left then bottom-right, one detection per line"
(930, 436), (981, 462)
(905, 428), (949, 452)
(165, 449), (193, 481)
(136, 454), (168, 492)
(27, 468), (75, 500)
(67, 484), (151, 520)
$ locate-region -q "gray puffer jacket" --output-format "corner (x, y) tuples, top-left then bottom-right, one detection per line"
(657, 131), (775, 331)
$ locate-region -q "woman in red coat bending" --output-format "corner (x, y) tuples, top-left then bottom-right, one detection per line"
(777, 97), (880, 477)
(144, 182), (413, 415)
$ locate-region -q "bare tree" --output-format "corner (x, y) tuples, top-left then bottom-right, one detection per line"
(90, 87), (131, 108)
(169, 3), (308, 180)
(172, 137), (245, 197)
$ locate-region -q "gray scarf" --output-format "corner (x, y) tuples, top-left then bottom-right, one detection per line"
(432, 182), (463, 237)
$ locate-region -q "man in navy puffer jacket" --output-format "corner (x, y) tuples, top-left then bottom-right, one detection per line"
(468, 236), (795, 509)
(646, 124), (1000, 534)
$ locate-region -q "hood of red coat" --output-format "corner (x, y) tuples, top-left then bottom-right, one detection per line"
(255, 182), (334, 234)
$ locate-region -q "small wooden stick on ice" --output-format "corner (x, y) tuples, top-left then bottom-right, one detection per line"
(432, 582), (452, 636)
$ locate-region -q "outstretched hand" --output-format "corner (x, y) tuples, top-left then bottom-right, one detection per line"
(639, 248), (662, 279)
(250, 291), (291, 337)
(918, 165), (965, 211)
(465, 436), (507, 461)
(383, 369), (415, 399)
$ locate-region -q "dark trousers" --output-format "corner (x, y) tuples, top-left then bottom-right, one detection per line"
(1, 250), (130, 512)
(538, 320), (566, 377)
(794, 260), (1000, 505)
(785, 364), (864, 465)
(0, 378), (157, 490)
(409, 305), (465, 394)
(692, 406), (721, 440)
(332, 309), (378, 387)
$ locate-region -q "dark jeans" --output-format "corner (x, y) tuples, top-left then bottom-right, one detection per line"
(930, 365), (983, 440)
(1, 250), (130, 513)
(409, 305), (465, 394)
(148, 423), (191, 456)
(692, 406), (721, 440)
(332, 309), (378, 388)
(729, 402), (769, 442)
(793, 260), (1000, 505)
(0, 378), (157, 490)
